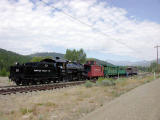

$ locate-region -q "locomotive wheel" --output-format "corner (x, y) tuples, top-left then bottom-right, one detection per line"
(78, 75), (81, 81)
(15, 79), (21, 86)
(40, 81), (45, 84)
(32, 81), (37, 85)
(46, 80), (51, 84)
(15, 81), (21, 86)
(22, 81), (29, 86)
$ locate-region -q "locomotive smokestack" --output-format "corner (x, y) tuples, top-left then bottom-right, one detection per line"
(56, 57), (60, 59)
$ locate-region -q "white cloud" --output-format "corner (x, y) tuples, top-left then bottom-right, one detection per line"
(0, 0), (160, 60)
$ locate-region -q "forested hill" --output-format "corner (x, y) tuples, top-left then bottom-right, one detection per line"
(87, 58), (113, 66)
(31, 53), (112, 66)
(30, 52), (64, 59)
(0, 48), (31, 71)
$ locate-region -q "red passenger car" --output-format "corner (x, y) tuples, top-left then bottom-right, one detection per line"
(84, 61), (104, 79)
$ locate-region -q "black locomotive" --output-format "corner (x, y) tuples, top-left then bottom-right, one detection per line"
(9, 57), (86, 85)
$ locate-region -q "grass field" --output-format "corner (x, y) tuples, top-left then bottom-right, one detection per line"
(0, 73), (158, 120)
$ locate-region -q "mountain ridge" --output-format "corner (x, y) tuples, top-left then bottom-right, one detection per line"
(30, 52), (112, 65)
(107, 59), (160, 67)
(30, 52), (64, 59)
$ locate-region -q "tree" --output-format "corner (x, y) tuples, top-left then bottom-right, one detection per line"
(0, 68), (7, 76)
(78, 48), (86, 63)
(64, 48), (86, 63)
(149, 62), (160, 72)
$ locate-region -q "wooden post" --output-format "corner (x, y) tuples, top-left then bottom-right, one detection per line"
(154, 45), (160, 72)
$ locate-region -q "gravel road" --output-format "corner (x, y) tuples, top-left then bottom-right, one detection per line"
(80, 79), (160, 120)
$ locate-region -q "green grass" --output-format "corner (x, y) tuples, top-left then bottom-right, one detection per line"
(20, 108), (33, 115)
(84, 81), (94, 88)
(101, 80), (115, 86)
(96, 77), (115, 86)
(38, 114), (45, 120)
(36, 102), (57, 107)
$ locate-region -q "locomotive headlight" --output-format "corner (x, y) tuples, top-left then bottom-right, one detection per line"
(16, 69), (19, 72)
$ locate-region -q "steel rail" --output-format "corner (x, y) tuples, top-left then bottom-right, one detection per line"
(0, 80), (95, 95)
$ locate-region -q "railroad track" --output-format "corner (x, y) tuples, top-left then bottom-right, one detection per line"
(0, 80), (96, 95)
(0, 85), (18, 89)
(0, 73), (151, 95)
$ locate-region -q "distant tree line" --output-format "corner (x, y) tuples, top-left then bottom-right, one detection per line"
(136, 62), (160, 73)
(147, 62), (160, 72)
(64, 48), (86, 63)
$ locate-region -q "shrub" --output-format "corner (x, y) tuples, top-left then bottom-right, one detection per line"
(115, 78), (127, 83)
(0, 68), (8, 76)
(38, 114), (44, 120)
(95, 81), (101, 86)
(101, 80), (115, 86)
(98, 77), (105, 82)
(20, 108), (33, 115)
(84, 81), (93, 88)
(157, 74), (160, 78)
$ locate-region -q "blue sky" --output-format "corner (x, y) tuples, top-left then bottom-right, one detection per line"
(108, 0), (160, 23)
(0, 0), (160, 62)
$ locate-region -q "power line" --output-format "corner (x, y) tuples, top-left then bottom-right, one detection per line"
(40, 0), (141, 53)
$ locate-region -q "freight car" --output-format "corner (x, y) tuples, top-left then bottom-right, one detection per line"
(83, 60), (138, 79)
(9, 57), (86, 85)
(126, 67), (138, 76)
(103, 65), (126, 77)
(103, 65), (118, 77)
(103, 65), (138, 77)
(84, 61), (104, 79)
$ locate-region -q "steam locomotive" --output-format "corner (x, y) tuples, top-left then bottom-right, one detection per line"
(9, 57), (138, 86)
(9, 57), (86, 85)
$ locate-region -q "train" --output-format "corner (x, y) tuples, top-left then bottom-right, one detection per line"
(9, 57), (138, 85)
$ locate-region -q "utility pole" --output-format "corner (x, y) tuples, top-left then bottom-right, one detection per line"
(154, 45), (160, 72)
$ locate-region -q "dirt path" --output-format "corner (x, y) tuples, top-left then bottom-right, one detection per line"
(80, 79), (160, 120)
(0, 77), (14, 86)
